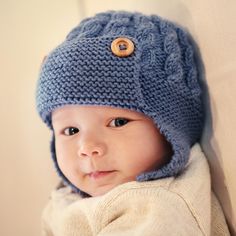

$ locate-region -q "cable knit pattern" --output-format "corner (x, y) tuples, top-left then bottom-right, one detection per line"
(35, 11), (204, 190)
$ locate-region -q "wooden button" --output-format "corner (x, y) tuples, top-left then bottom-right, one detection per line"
(111, 37), (134, 57)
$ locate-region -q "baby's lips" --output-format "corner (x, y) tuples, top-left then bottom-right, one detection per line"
(89, 170), (115, 179)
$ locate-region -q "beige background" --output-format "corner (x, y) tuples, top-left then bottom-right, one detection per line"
(0, 0), (235, 235)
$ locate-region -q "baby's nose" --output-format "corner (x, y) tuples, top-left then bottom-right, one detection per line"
(78, 145), (105, 158)
(77, 135), (106, 158)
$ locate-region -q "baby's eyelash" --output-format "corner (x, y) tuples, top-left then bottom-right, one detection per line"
(63, 127), (79, 136)
(59, 118), (131, 135)
(109, 118), (130, 127)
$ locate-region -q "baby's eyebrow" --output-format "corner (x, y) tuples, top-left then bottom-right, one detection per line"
(51, 113), (74, 123)
(105, 112), (136, 118)
(108, 113), (148, 121)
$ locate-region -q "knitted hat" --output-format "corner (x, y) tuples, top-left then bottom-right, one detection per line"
(36, 10), (204, 192)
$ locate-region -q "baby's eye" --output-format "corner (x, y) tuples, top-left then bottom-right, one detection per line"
(63, 127), (79, 136)
(109, 118), (130, 127)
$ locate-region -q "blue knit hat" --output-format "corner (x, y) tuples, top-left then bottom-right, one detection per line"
(36, 10), (204, 192)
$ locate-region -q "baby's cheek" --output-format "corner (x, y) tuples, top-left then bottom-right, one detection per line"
(57, 157), (69, 176)
(133, 154), (163, 174)
(58, 161), (81, 186)
(127, 159), (148, 176)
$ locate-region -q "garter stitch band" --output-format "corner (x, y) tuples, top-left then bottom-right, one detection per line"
(36, 10), (204, 193)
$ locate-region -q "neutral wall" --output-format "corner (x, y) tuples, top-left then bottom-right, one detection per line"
(1, 0), (235, 235)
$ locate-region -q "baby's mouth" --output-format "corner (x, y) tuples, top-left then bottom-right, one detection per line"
(88, 170), (116, 179)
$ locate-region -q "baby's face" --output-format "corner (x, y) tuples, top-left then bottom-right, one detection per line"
(52, 105), (171, 197)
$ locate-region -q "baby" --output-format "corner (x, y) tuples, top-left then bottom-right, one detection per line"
(36, 10), (229, 236)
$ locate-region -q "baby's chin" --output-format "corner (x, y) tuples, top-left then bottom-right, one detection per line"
(74, 174), (138, 197)
(82, 178), (136, 197)
(84, 183), (120, 197)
